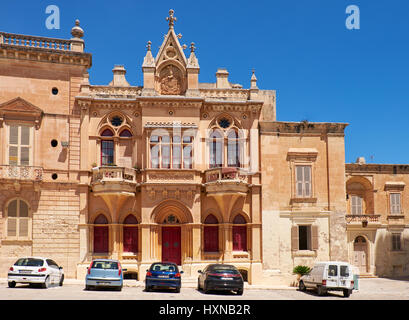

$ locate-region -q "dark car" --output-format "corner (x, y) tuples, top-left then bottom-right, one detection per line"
(145, 262), (183, 293)
(197, 264), (244, 295)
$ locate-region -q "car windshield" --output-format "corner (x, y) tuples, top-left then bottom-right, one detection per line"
(340, 265), (349, 277)
(92, 261), (118, 270)
(14, 258), (44, 267)
(150, 263), (178, 272)
(210, 266), (239, 274)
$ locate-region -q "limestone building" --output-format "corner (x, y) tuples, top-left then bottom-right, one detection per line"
(0, 10), (408, 284)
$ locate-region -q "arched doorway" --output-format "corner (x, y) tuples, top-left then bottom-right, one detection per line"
(353, 236), (368, 273)
(162, 214), (181, 265)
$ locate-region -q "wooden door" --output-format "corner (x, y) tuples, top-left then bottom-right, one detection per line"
(123, 227), (138, 253)
(353, 241), (368, 273)
(94, 226), (109, 253)
(162, 227), (181, 265)
(233, 226), (247, 251)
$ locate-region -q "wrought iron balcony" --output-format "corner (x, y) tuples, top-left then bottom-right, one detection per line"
(0, 165), (43, 181)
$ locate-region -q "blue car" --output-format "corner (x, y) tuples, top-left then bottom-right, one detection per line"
(145, 262), (183, 293)
(85, 259), (126, 291)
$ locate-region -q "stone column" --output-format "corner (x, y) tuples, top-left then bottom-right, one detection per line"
(223, 224), (233, 261)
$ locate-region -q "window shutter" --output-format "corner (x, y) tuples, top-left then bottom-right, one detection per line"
(20, 147), (29, 166)
(304, 166), (311, 197)
(9, 146), (18, 165)
(311, 225), (319, 251)
(9, 126), (18, 144)
(296, 166), (303, 197)
(19, 218), (28, 237)
(291, 226), (299, 251)
(20, 126), (30, 145)
(7, 218), (17, 237)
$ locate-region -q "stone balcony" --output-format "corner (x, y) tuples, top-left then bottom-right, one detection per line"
(345, 214), (381, 228)
(91, 166), (138, 196)
(204, 167), (249, 196)
(0, 165), (43, 181)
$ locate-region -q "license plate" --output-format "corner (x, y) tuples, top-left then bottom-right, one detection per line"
(221, 277), (233, 280)
(19, 270), (32, 274)
(97, 281), (109, 284)
(158, 275), (169, 278)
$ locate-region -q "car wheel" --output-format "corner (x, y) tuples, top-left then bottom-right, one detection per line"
(317, 285), (325, 296)
(59, 274), (64, 287)
(85, 285), (91, 291)
(197, 279), (201, 291)
(343, 289), (351, 298)
(8, 281), (16, 288)
(145, 285), (151, 292)
(203, 282), (209, 294)
(175, 287), (180, 293)
(237, 288), (243, 296)
(116, 286), (122, 292)
(42, 276), (50, 289)
(299, 280), (306, 292)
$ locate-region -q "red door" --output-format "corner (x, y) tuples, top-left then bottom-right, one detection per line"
(204, 226), (219, 252)
(162, 227), (181, 265)
(94, 226), (108, 253)
(233, 226), (247, 251)
(123, 227), (138, 253)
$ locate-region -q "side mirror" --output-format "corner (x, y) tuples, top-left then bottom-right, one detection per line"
(59, 266), (63, 270)
(198, 270), (202, 274)
(86, 267), (89, 270)
(180, 271), (184, 274)
(122, 269), (128, 272)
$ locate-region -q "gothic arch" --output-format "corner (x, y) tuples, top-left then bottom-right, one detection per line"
(150, 200), (193, 224)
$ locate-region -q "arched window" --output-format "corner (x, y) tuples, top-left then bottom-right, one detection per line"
(7, 199), (29, 238)
(123, 215), (138, 253)
(203, 214), (219, 252)
(209, 130), (223, 168)
(93, 214), (109, 253)
(227, 129), (240, 167)
(100, 129), (114, 166)
(119, 129), (132, 137)
(232, 214), (247, 251)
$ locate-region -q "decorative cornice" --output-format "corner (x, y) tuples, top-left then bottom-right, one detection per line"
(260, 121), (348, 136)
(0, 97), (44, 128)
(346, 163), (409, 174)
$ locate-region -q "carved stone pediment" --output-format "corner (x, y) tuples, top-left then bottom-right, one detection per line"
(0, 97), (44, 128)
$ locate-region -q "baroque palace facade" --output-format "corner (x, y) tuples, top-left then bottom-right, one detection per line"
(0, 10), (408, 284)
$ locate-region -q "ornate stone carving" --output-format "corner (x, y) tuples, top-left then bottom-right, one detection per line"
(159, 65), (183, 95)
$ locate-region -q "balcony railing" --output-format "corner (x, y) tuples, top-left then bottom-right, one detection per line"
(0, 32), (72, 51)
(0, 165), (43, 181)
(91, 166), (137, 184)
(345, 214), (380, 223)
(205, 167), (248, 183)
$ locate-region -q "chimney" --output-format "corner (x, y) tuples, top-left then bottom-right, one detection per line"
(216, 68), (230, 89)
(110, 65), (130, 87)
(356, 157), (366, 165)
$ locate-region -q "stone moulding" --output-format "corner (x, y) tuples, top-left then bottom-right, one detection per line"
(260, 121), (348, 136)
(346, 164), (409, 174)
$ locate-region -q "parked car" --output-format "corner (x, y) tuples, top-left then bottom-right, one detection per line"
(85, 259), (126, 291)
(197, 264), (244, 295)
(7, 257), (64, 289)
(145, 262), (183, 293)
(299, 261), (354, 297)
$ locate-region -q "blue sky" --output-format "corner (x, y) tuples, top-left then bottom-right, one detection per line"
(2, 0), (409, 164)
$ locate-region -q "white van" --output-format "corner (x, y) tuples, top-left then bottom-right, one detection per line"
(299, 261), (354, 297)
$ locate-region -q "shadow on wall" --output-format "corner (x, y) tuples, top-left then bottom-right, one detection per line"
(374, 230), (409, 277)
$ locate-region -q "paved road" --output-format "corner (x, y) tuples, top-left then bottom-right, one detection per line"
(1, 277), (409, 300)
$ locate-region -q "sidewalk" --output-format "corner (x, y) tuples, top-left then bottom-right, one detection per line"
(0, 277), (296, 290)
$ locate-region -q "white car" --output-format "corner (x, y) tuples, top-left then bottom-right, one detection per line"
(299, 261), (354, 297)
(7, 257), (64, 288)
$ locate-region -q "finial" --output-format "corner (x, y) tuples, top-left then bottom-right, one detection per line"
(182, 44), (187, 50)
(71, 19), (84, 38)
(177, 33), (182, 39)
(190, 42), (196, 53)
(166, 9), (177, 29)
(146, 40), (152, 51)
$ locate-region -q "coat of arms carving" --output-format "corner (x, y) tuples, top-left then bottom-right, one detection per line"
(158, 65), (183, 95)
